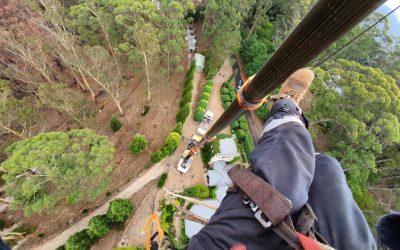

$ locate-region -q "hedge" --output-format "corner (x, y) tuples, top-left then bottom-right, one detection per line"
(130, 134), (148, 155)
(87, 215), (110, 239)
(179, 92), (192, 108)
(200, 92), (211, 101)
(176, 103), (190, 123)
(203, 85), (212, 93)
(157, 173), (168, 188)
(110, 116), (122, 132)
(242, 133), (254, 160)
(183, 185), (210, 198)
(194, 108), (206, 122)
(107, 198), (134, 224)
(65, 230), (93, 250)
(162, 132), (181, 155)
(193, 80), (214, 122)
(172, 122), (183, 135)
(198, 99), (208, 109)
(200, 143), (212, 165)
(151, 150), (165, 163)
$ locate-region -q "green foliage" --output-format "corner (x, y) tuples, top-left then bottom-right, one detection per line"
(307, 60), (400, 208)
(198, 99), (209, 110)
(200, 143), (212, 165)
(255, 103), (270, 120)
(194, 108), (206, 122)
(87, 215), (110, 239)
(179, 92), (192, 108)
(230, 121), (239, 130)
(205, 65), (218, 79)
(235, 129), (247, 140)
(220, 87), (229, 95)
(151, 150), (165, 163)
(0, 219), (5, 230)
(160, 204), (176, 233)
(203, 0), (255, 70)
(107, 199), (134, 224)
(203, 85), (213, 93)
(242, 133), (254, 160)
(221, 95), (232, 103)
(55, 245), (66, 250)
(176, 103), (190, 123)
(110, 116), (122, 132)
(162, 132), (182, 155)
(240, 20), (276, 75)
(183, 185), (210, 198)
(12, 226), (36, 233)
(157, 173), (168, 188)
(200, 92), (211, 101)
(65, 230), (93, 250)
(1, 129), (115, 215)
(172, 122), (183, 135)
(130, 134), (148, 155)
(239, 120), (249, 130)
(180, 219), (189, 245)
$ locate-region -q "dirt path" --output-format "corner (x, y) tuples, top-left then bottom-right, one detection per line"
(116, 185), (158, 248)
(208, 59), (233, 135)
(33, 163), (168, 250)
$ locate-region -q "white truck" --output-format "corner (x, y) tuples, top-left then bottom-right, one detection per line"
(177, 134), (202, 174)
(197, 111), (214, 136)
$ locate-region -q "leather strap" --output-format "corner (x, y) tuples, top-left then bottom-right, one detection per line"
(228, 165), (292, 226)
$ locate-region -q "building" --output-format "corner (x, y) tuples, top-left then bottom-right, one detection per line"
(194, 53), (205, 72)
(207, 160), (233, 187)
(184, 200), (220, 238)
(210, 137), (240, 163)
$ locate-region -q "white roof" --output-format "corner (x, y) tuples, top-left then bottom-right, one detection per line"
(195, 53), (205, 68)
(185, 199), (220, 238)
(219, 138), (238, 158)
(207, 161), (233, 187)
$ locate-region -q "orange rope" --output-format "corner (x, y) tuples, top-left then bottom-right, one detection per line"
(236, 75), (268, 110)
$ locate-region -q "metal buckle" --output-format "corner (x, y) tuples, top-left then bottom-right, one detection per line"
(243, 198), (250, 205)
(249, 201), (258, 212)
(254, 210), (272, 229)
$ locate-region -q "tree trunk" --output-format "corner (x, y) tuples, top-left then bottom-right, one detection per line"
(114, 99), (124, 115)
(247, 16), (260, 39)
(142, 52), (151, 101)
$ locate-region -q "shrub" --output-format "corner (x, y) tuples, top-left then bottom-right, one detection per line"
(200, 92), (211, 101)
(242, 133), (254, 160)
(227, 83), (235, 92)
(163, 132), (181, 155)
(230, 121), (239, 130)
(179, 92), (192, 108)
(176, 65), (184, 73)
(183, 185), (210, 198)
(151, 150), (165, 163)
(255, 103), (270, 120)
(198, 99), (208, 110)
(230, 92), (236, 101)
(206, 80), (214, 87)
(107, 199), (134, 223)
(176, 103), (190, 123)
(206, 66), (218, 79)
(222, 102), (230, 109)
(110, 116), (122, 132)
(221, 95), (231, 103)
(235, 129), (247, 140)
(172, 122), (183, 135)
(200, 143), (212, 165)
(220, 87), (229, 95)
(182, 85), (193, 96)
(13, 226), (36, 233)
(56, 245), (65, 250)
(157, 173), (168, 188)
(239, 121), (249, 130)
(203, 85), (213, 93)
(65, 230), (93, 250)
(194, 108), (206, 122)
(87, 215), (110, 239)
(130, 134), (148, 155)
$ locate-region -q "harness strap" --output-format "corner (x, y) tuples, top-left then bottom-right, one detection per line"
(228, 165), (334, 250)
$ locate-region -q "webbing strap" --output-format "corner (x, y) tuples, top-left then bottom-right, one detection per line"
(228, 165), (292, 226)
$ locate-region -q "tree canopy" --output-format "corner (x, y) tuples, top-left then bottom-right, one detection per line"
(307, 59), (400, 208)
(1, 129), (115, 215)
